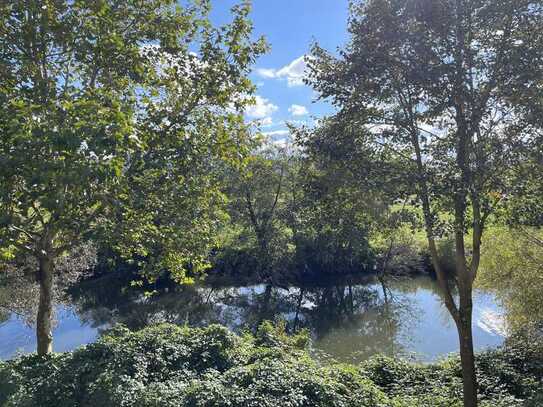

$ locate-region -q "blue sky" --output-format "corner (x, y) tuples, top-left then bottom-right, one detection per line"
(210, 0), (350, 142)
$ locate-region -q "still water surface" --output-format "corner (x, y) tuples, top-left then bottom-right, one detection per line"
(0, 275), (505, 362)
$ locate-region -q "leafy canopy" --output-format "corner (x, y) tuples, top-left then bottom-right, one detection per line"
(0, 0), (266, 281)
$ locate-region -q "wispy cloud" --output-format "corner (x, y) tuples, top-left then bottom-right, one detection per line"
(258, 117), (274, 127)
(245, 95), (278, 119)
(263, 129), (289, 138)
(256, 68), (277, 79)
(256, 56), (308, 87)
(288, 104), (308, 116)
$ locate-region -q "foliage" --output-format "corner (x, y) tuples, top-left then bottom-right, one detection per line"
(294, 118), (394, 276)
(502, 150), (543, 227)
(361, 330), (543, 406)
(478, 227), (543, 332)
(305, 0), (543, 296)
(0, 323), (541, 407)
(219, 141), (294, 279)
(292, 159), (376, 276)
(0, 323), (386, 407)
(0, 0), (266, 282)
(214, 136), (382, 281)
(0, 267), (38, 325)
(0, 0), (265, 353)
(306, 1), (543, 403)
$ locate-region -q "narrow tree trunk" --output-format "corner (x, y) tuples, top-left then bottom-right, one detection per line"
(293, 288), (304, 331)
(348, 284), (354, 313)
(257, 284), (273, 328)
(457, 311), (478, 407)
(37, 255), (54, 356)
(379, 276), (389, 305)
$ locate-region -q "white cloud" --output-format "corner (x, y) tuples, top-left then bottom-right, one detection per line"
(256, 68), (277, 78)
(258, 117), (273, 127)
(288, 104), (308, 116)
(272, 138), (292, 148)
(256, 55), (308, 87)
(276, 56), (307, 86)
(261, 129), (296, 149)
(283, 119), (309, 126)
(263, 130), (289, 138)
(245, 95), (278, 119)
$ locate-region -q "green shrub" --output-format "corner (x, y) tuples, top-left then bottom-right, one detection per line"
(0, 324), (242, 406)
(0, 323), (541, 407)
(0, 324), (385, 407)
(361, 355), (463, 402)
(359, 333), (543, 407)
(475, 330), (543, 402)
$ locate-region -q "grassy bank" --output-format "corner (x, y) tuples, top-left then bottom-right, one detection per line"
(1, 323), (541, 407)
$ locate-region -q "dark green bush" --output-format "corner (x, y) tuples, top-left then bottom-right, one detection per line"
(359, 331), (543, 407)
(475, 331), (543, 404)
(0, 324), (385, 407)
(0, 323), (541, 407)
(0, 324), (242, 406)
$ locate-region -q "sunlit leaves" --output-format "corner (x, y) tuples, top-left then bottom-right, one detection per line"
(0, 0), (266, 282)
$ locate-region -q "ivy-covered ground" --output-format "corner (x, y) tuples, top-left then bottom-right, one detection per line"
(1, 323), (541, 407)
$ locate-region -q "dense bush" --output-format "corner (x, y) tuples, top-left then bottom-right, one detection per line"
(0, 323), (541, 406)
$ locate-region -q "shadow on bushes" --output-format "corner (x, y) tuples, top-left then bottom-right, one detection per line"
(1, 323), (541, 406)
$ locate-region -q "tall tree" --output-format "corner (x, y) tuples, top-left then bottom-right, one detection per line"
(306, 1), (543, 405)
(294, 125), (376, 275)
(225, 140), (291, 278)
(0, 0), (265, 355)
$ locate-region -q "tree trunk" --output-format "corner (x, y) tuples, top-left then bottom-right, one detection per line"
(293, 288), (304, 331)
(456, 305), (478, 407)
(37, 255), (54, 356)
(257, 284), (273, 328)
(379, 276), (389, 305)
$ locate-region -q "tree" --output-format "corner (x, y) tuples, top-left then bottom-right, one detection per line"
(479, 148), (543, 334)
(479, 227), (543, 334)
(224, 140), (291, 279)
(504, 151), (543, 227)
(306, 0), (543, 405)
(0, 243), (95, 327)
(293, 132), (376, 276)
(0, 0), (265, 355)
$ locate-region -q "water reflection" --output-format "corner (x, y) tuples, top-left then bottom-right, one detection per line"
(0, 275), (505, 361)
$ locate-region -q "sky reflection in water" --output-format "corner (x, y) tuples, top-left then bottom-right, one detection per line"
(0, 276), (505, 362)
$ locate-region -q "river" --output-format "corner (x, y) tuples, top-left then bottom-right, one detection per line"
(0, 275), (505, 362)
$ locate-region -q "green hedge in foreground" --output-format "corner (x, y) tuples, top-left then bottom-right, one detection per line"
(0, 323), (541, 407)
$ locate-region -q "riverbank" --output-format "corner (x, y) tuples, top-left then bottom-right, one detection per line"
(1, 323), (541, 407)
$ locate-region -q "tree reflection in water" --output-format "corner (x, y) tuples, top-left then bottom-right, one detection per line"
(68, 273), (421, 363)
